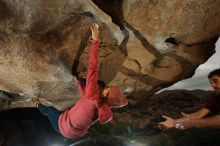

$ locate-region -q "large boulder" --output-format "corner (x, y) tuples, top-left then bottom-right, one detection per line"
(0, 0), (219, 110)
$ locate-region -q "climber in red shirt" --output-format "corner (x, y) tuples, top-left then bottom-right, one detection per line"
(33, 23), (128, 139)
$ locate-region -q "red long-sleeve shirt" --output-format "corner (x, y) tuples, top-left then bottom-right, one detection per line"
(58, 40), (113, 139)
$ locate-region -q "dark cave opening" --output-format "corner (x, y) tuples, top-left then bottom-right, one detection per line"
(165, 37), (179, 45)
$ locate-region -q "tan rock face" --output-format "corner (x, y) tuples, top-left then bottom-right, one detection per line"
(0, 0), (219, 110)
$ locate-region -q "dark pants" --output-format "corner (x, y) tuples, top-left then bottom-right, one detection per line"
(37, 104), (61, 133)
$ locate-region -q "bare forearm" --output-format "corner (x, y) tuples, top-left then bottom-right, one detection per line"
(193, 115), (220, 128)
(184, 108), (209, 120)
(175, 111), (204, 123)
(173, 108), (209, 129)
(187, 112), (204, 119)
